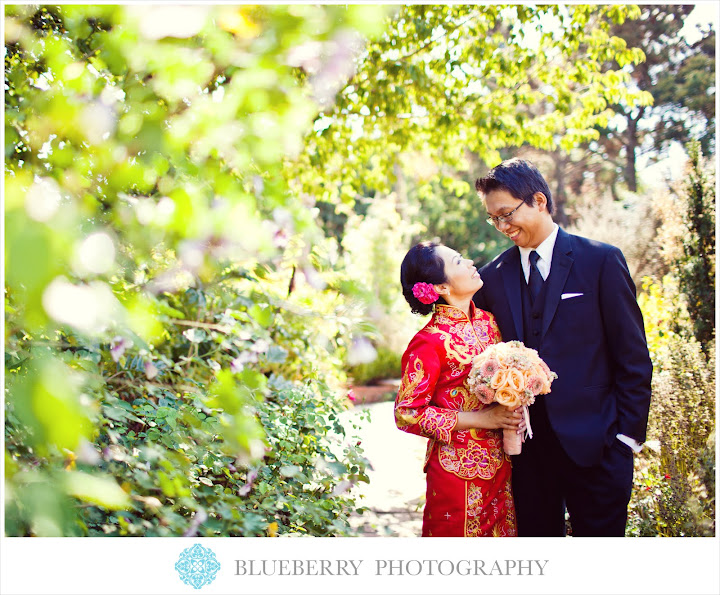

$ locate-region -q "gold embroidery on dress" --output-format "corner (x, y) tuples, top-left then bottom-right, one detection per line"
(447, 358), (467, 378)
(446, 386), (467, 410)
(437, 435), (504, 480)
(474, 313), (501, 347)
(471, 318), (494, 348)
(396, 355), (427, 429)
(465, 482), (485, 537)
(420, 408), (456, 444)
(465, 476), (517, 537)
(396, 355), (425, 407)
(395, 354), (456, 442)
(444, 385), (483, 413)
(470, 428), (500, 441)
(503, 478), (517, 536)
(425, 327), (476, 366)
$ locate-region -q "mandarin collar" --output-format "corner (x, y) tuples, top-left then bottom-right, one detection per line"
(434, 302), (478, 321)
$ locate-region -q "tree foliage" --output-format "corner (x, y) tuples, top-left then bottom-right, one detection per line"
(5, 3), (387, 536)
(647, 19), (716, 157)
(543, 6), (715, 204)
(600, 4), (697, 191)
(289, 4), (653, 208)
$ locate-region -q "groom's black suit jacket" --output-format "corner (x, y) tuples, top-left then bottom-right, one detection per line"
(474, 227), (652, 467)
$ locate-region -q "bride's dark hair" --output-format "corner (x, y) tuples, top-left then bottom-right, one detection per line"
(400, 241), (448, 316)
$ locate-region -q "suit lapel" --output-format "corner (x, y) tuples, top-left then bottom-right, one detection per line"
(541, 228), (574, 338)
(499, 248), (523, 340)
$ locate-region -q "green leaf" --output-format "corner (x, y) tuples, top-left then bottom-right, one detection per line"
(279, 465), (302, 478)
(63, 472), (131, 510)
(248, 304), (273, 328)
(183, 328), (208, 343)
(265, 345), (288, 363)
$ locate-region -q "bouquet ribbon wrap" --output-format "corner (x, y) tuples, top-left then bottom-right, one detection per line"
(502, 404), (533, 455)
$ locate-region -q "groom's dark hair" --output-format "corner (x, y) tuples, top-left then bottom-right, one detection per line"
(475, 158), (554, 215)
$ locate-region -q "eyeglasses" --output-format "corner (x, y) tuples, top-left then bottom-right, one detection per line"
(486, 201), (525, 226)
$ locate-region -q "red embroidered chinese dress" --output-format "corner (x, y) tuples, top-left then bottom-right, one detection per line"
(395, 303), (517, 537)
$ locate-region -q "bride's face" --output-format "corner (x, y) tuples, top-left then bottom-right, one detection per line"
(435, 245), (483, 299)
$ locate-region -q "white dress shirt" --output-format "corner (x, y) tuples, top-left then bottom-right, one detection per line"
(518, 224), (558, 283)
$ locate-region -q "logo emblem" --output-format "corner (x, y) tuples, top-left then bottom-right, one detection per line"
(175, 544), (221, 589)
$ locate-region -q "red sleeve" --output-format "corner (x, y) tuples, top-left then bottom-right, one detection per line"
(394, 334), (457, 444)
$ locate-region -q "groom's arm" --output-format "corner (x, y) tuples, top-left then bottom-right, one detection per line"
(598, 247), (653, 445)
(473, 267), (490, 311)
(473, 263), (493, 310)
(473, 286), (488, 310)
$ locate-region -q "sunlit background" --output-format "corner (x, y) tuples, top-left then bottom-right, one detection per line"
(4, 3), (716, 546)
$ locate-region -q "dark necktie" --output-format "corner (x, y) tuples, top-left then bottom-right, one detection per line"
(528, 250), (543, 302)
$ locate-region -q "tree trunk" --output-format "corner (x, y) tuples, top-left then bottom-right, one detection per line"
(550, 149), (569, 226)
(624, 107), (645, 193)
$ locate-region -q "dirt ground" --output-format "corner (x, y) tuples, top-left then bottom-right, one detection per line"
(339, 400), (427, 537)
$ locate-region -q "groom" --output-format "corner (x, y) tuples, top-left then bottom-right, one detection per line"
(473, 158), (652, 537)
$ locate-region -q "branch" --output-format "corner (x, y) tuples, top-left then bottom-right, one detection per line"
(631, 105), (646, 124)
(168, 319), (233, 334)
(394, 12), (480, 63)
(104, 376), (204, 395)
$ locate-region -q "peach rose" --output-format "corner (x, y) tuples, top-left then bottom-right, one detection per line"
(494, 349), (509, 366)
(492, 367), (525, 391)
(495, 388), (522, 409)
(506, 368), (525, 391)
(490, 368), (511, 390)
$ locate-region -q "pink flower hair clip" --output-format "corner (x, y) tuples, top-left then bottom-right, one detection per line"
(412, 282), (439, 305)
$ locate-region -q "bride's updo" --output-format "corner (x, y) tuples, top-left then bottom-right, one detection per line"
(400, 241), (448, 316)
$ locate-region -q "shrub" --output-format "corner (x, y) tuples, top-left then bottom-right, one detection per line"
(4, 4), (382, 537)
(565, 188), (666, 288)
(673, 142), (715, 351)
(627, 333), (715, 537)
(627, 143), (716, 537)
(347, 345), (402, 386)
(5, 273), (371, 536)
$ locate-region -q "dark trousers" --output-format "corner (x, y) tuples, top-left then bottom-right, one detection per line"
(511, 397), (634, 537)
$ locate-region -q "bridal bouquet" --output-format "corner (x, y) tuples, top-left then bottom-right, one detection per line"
(466, 341), (557, 455)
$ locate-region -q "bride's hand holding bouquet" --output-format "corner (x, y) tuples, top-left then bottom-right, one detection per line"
(466, 341), (557, 455)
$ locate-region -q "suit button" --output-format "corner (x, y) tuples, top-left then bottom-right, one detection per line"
(532, 313), (541, 319)
(533, 330), (540, 336)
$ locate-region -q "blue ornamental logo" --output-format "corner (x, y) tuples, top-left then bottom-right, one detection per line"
(175, 544), (221, 589)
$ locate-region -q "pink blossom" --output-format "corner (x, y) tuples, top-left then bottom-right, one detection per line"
(477, 385), (496, 405)
(110, 336), (132, 362)
(527, 375), (544, 395)
(412, 282), (439, 305)
(479, 358), (500, 378)
(144, 361), (159, 380)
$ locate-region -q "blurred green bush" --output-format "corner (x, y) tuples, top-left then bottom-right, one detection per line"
(627, 143), (715, 537)
(4, 4), (386, 537)
(347, 346), (402, 387)
(5, 269), (373, 536)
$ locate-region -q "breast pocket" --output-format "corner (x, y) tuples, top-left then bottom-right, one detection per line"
(556, 291), (599, 334)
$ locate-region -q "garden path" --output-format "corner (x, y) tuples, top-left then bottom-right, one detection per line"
(338, 400), (427, 537)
